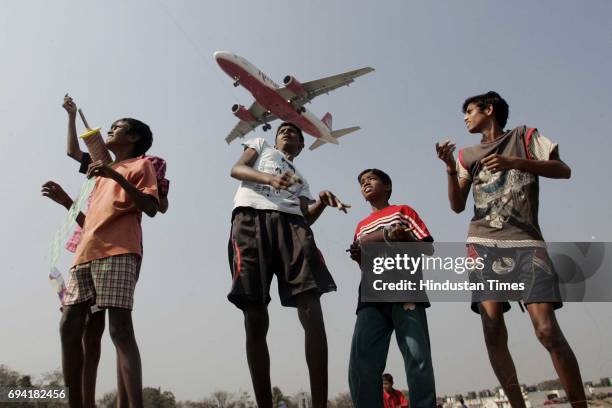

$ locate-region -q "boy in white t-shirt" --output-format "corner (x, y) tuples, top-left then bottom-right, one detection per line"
(228, 122), (349, 408)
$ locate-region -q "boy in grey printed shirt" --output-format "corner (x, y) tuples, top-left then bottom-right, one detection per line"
(435, 91), (586, 407)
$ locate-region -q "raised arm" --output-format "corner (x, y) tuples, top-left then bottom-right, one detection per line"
(436, 141), (471, 213)
(62, 95), (84, 162)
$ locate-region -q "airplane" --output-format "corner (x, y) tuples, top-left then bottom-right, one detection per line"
(214, 51), (374, 150)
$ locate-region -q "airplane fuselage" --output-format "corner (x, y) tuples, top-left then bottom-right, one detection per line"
(215, 52), (329, 140)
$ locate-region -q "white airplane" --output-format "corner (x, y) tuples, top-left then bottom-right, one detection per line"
(214, 51), (374, 150)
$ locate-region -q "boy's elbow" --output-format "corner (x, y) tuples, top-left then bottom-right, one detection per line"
(451, 204), (465, 214)
(67, 151), (79, 161)
(563, 165), (571, 179)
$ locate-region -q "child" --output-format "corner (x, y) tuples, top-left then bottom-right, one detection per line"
(228, 122), (348, 408)
(435, 91), (585, 407)
(383, 373), (409, 408)
(45, 95), (170, 407)
(43, 115), (159, 408)
(348, 168), (436, 408)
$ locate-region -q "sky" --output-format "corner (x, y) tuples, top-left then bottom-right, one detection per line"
(1, 0), (612, 402)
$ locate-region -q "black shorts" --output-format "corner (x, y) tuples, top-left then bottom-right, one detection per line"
(468, 244), (562, 314)
(227, 207), (337, 309)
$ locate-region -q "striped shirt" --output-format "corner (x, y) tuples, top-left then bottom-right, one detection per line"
(354, 205), (431, 242)
(353, 204), (432, 312)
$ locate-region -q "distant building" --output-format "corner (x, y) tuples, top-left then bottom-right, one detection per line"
(295, 391), (311, 408)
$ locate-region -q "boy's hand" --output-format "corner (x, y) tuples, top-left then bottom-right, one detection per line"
(62, 94), (77, 118)
(435, 140), (457, 168)
(87, 160), (118, 180)
(481, 154), (520, 173)
(319, 190), (351, 213)
(348, 241), (361, 263)
(387, 225), (417, 242)
(268, 171), (295, 190)
(41, 181), (72, 209)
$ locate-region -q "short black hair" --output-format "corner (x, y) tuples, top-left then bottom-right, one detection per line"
(276, 122), (304, 143)
(358, 168), (392, 199)
(382, 373), (394, 383)
(115, 118), (153, 156)
(462, 91), (509, 129)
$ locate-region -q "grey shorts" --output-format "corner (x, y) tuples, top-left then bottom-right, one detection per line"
(227, 207), (337, 309)
(467, 244), (562, 313)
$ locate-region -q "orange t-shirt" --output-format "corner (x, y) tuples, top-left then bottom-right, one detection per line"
(72, 157), (159, 266)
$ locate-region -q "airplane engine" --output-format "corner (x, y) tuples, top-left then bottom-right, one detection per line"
(283, 75), (306, 96)
(232, 104), (255, 122)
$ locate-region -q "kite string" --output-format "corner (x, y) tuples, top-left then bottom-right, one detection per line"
(48, 178), (96, 302)
(150, 0), (242, 105)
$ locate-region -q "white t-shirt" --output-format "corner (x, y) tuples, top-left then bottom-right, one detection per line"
(233, 138), (313, 216)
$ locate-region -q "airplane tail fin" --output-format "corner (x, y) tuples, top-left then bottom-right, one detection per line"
(321, 112), (333, 130)
(309, 126), (360, 151)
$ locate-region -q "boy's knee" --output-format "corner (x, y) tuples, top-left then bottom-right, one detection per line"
(243, 305), (269, 337)
(534, 323), (563, 350)
(108, 311), (135, 347)
(84, 314), (105, 341)
(108, 323), (133, 347)
(60, 306), (86, 342)
(296, 292), (323, 320)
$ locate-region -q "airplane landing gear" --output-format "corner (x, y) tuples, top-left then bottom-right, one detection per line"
(262, 124), (272, 131)
(233, 76), (240, 87)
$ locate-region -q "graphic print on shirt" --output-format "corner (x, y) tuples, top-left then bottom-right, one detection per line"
(473, 167), (536, 230)
(254, 154), (303, 203)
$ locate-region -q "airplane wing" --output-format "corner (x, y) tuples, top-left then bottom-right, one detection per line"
(309, 126), (360, 151)
(225, 101), (277, 144)
(279, 67), (375, 107)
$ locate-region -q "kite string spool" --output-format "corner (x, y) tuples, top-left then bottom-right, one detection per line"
(77, 108), (112, 164)
(80, 128), (112, 164)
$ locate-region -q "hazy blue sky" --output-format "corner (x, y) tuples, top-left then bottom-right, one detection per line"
(1, 0), (611, 401)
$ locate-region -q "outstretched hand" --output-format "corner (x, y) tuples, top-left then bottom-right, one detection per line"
(435, 140), (456, 167)
(319, 190), (351, 213)
(41, 181), (72, 209)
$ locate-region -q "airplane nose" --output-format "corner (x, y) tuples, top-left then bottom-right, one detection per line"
(213, 51), (231, 61)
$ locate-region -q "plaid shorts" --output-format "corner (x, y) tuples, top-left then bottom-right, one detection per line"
(63, 254), (141, 310)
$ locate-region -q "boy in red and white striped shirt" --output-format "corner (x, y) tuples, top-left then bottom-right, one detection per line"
(348, 168), (436, 408)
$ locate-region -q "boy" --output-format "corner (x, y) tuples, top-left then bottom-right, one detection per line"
(383, 373), (409, 408)
(43, 117), (159, 407)
(348, 169), (436, 408)
(435, 91), (586, 407)
(228, 122), (348, 408)
(42, 95), (170, 408)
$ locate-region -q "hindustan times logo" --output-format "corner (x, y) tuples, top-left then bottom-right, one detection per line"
(372, 254), (485, 275)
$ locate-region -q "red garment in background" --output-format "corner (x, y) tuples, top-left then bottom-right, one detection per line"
(384, 389), (409, 408)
